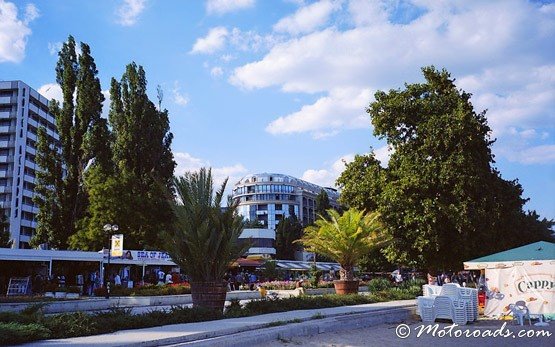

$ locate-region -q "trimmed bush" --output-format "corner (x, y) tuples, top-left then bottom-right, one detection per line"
(0, 322), (50, 345)
(367, 278), (393, 292)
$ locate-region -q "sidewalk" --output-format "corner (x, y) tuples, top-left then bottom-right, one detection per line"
(23, 299), (416, 346)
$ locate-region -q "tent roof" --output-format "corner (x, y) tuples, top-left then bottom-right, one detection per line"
(466, 241), (555, 263)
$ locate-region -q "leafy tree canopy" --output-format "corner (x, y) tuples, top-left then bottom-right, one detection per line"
(275, 215), (303, 260)
(337, 66), (554, 271)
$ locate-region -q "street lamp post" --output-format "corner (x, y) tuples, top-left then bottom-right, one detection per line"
(103, 224), (119, 299)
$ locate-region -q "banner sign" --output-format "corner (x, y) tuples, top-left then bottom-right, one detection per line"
(110, 234), (123, 257)
(135, 250), (172, 261)
(484, 261), (555, 316)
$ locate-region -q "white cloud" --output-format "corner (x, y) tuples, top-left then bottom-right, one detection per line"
(24, 3), (39, 24)
(220, 54), (235, 62)
(373, 145), (394, 167)
(274, 0), (342, 35)
(0, 0), (38, 63)
(172, 82), (190, 106)
(504, 145), (555, 165)
(191, 27), (228, 54)
(229, 0), (555, 155)
(37, 83), (63, 103)
(101, 89), (110, 118)
(116, 0), (146, 26)
(206, 0), (255, 15)
(48, 42), (62, 56)
(457, 65), (555, 137)
(301, 153), (355, 188)
(265, 88), (372, 138)
(174, 151), (248, 192)
(210, 66), (224, 77)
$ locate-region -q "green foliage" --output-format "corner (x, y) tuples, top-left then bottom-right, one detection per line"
(338, 66), (554, 270)
(0, 322), (51, 345)
(45, 312), (97, 338)
(367, 278), (392, 292)
(315, 189), (331, 220)
(0, 209), (11, 248)
(275, 215), (303, 260)
(100, 63), (175, 249)
(260, 260), (279, 280)
(32, 36), (105, 249)
(244, 219), (265, 228)
(240, 294), (375, 316)
(110, 284), (191, 296)
(309, 265), (321, 288)
(164, 168), (249, 283)
(298, 208), (388, 280)
(336, 153), (385, 212)
(0, 289), (418, 344)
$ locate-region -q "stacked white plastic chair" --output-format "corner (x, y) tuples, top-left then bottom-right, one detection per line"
(459, 287), (478, 321)
(417, 296), (435, 323)
(417, 283), (475, 325)
(433, 295), (455, 320)
(451, 300), (469, 325)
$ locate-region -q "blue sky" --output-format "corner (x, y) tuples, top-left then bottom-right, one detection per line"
(1, 0), (554, 220)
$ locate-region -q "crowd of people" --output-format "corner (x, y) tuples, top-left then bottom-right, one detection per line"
(427, 271), (477, 287)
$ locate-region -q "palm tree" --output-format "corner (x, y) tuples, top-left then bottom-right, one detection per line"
(298, 208), (387, 294)
(164, 168), (249, 311)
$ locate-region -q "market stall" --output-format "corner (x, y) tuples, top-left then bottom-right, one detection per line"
(463, 241), (555, 319)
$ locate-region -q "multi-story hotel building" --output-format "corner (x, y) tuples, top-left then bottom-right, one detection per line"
(232, 173), (340, 257)
(0, 81), (59, 249)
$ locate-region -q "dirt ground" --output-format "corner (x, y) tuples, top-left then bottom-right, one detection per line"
(263, 316), (554, 347)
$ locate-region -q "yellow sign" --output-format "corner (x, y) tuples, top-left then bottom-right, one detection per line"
(111, 234), (123, 257)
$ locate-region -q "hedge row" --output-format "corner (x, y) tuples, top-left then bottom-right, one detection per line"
(0, 286), (420, 345)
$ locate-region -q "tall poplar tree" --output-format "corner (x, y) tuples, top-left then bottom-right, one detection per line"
(106, 63), (175, 249)
(32, 36), (104, 249)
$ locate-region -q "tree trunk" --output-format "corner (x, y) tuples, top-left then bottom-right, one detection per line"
(339, 265), (354, 281)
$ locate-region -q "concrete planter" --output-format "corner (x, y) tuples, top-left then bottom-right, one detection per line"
(54, 292), (67, 299)
(44, 292), (55, 298)
(66, 293), (80, 299)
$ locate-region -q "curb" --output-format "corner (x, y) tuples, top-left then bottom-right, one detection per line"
(163, 306), (416, 346)
(123, 304), (416, 347)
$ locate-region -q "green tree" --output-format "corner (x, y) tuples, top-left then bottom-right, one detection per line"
(275, 215), (303, 260)
(336, 152), (385, 212)
(338, 66), (554, 270)
(315, 189), (331, 220)
(32, 36), (105, 249)
(0, 209), (11, 248)
(71, 64), (176, 250)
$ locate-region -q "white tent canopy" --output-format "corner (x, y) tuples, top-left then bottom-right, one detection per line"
(463, 241), (555, 318)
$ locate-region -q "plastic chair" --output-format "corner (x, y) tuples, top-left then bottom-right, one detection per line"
(459, 287), (478, 321)
(434, 295), (454, 320)
(451, 300), (468, 325)
(440, 283), (461, 299)
(417, 296), (435, 323)
(510, 300), (531, 326)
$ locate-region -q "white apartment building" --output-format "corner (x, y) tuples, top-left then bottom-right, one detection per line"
(0, 81), (59, 249)
(232, 173), (340, 257)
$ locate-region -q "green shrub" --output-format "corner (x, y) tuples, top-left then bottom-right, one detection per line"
(0, 322), (50, 345)
(367, 278), (392, 292)
(44, 311), (97, 338)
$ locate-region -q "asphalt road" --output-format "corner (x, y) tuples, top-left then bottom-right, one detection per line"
(265, 317), (554, 347)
